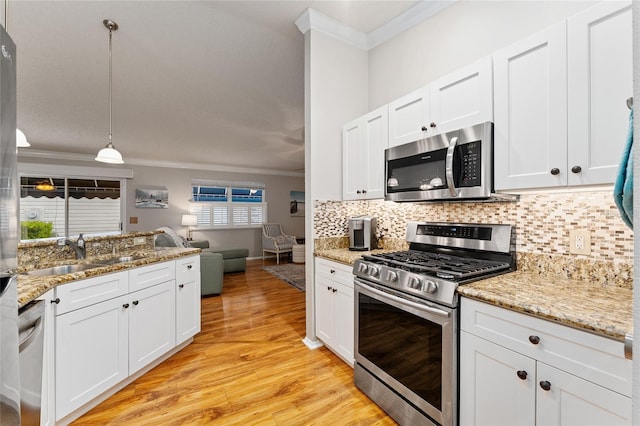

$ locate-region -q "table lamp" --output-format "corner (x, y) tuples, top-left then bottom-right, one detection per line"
(181, 214), (198, 240)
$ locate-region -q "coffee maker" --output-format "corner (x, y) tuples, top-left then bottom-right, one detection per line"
(348, 216), (377, 251)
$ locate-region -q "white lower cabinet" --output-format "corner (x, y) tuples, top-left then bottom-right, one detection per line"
(176, 255), (201, 345)
(460, 298), (631, 426)
(53, 258), (200, 421)
(128, 281), (176, 375)
(55, 293), (129, 420)
(314, 257), (354, 365)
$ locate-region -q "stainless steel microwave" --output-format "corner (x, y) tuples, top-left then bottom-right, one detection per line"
(385, 122), (507, 202)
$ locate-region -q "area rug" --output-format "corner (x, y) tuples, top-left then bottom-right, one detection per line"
(263, 263), (305, 292)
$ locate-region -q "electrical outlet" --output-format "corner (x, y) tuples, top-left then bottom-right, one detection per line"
(133, 237), (146, 245)
(569, 230), (591, 255)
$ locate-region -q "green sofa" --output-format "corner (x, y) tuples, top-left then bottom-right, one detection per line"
(154, 232), (224, 296)
(189, 241), (248, 273)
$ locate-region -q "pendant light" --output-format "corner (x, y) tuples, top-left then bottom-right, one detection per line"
(95, 19), (124, 164)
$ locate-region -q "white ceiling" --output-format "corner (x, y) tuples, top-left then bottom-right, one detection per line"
(9, 1), (423, 175)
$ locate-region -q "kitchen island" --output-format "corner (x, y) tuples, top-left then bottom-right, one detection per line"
(17, 246), (200, 307)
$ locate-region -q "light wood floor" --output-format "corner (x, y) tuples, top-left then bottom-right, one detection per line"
(73, 258), (397, 425)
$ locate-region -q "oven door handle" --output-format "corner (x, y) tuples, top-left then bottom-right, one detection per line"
(445, 136), (458, 197)
(356, 280), (450, 319)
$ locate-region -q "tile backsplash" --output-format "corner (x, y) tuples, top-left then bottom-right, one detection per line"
(314, 190), (633, 263)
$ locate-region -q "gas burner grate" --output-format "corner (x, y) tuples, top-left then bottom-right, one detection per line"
(365, 249), (511, 280)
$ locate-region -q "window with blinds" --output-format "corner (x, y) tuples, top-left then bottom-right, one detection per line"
(190, 180), (267, 229)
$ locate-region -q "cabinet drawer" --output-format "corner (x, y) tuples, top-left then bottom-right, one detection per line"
(461, 298), (632, 397)
(129, 260), (175, 292)
(315, 257), (353, 287)
(55, 271), (128, 315)
(176, 255), (200, 284)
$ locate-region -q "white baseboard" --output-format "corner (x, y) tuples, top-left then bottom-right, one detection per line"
(302, 336), (324, 350)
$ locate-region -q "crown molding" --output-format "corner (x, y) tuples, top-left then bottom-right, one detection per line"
(18, 150), (304, 178)
(295, 8), (368, 50)
(295, 1), (456, 51)
(367, 0), (457, 50)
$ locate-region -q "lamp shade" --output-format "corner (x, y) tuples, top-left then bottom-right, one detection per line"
(181, 214), (198, 226)
(16, 129), (30, 147)
(95, 143), (124, 164)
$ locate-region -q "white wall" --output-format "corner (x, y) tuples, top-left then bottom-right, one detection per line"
(125, 164), (304, 257)
(309, 29), (368, 201)
(17, 156), (304, 257)
(304, 28), (368, 346)
(368, 1), (596, 109)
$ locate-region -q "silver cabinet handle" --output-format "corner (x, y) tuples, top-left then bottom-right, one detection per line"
(625, 333), (633, 360)
(445, 136), (459, 197)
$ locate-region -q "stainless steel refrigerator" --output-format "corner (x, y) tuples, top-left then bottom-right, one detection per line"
(0, 23), (19, 426)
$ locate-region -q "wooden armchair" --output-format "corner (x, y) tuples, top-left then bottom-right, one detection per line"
(262, 223), (297, 264)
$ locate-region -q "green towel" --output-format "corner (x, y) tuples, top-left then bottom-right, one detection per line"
(613, 109), (633, 229)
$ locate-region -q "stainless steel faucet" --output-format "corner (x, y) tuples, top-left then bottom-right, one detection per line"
(58, 233), (86, 259)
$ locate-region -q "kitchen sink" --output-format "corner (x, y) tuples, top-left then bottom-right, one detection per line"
(91, 255), (145, 265)
(22, 263), (101, 276)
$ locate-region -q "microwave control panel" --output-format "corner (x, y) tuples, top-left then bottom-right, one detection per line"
(458, 141), (481, 187)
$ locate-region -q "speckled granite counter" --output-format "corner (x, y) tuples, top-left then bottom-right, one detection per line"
(313, 248), (394, 266)
(17, 247), (200, 308)
(314, 247), (632, 341)
(457, 271), (632, 341)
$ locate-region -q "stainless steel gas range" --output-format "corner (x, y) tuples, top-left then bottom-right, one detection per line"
(353, 221), (515, 426)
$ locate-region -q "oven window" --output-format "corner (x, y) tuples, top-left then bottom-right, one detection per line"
(386, 148), (447, 193)
(358, 292), (442, 410)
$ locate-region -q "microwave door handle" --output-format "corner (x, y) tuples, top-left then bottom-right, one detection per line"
(445, 136), (458, 197)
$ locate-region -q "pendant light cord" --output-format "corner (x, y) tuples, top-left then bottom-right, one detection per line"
(108, 24), (113, 145)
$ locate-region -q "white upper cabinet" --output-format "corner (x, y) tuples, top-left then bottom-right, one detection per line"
(494, 21), (568, 190)
(388, 87), (431, 147)
(495, 1), (632, 191)
(429, 56), (493, 135)
(567, 1), (632, 185)
(342, 119), (364, 200)
(343, 105), (388, 200)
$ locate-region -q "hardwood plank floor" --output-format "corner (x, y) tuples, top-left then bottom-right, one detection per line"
(73, 258), (397, 425)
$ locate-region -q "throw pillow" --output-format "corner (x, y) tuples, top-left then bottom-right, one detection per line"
(156, 226), (192, 248)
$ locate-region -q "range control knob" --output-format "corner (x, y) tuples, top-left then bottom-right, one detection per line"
(424, 280), (438, 294)
(357, 263), (368, 274)
(386, 270), (398, 283)
(368, 266), (380, 278)
(408, 276), (423, 290)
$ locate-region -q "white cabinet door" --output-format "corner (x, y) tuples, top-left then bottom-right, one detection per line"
(55, 295), (129, 420)
(363, 105), (389, 200)
(536, 363), (631, 426)
(494, 22), (568, 190)
(128, 280), (176, 374)
(460, 331), (536, 426)
(342, 106), (389, 200)
(567, 1), (632, 185)
(388, 87), (430, 147)
(176, 256), (201, 345)
(342, 118), (364, 200)
(429, 57), (493, 135)
(314, 272), (336, 345)
(334, 280), (354, 366)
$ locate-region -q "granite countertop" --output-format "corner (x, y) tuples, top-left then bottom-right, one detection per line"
(314, 248), (632, 342)
(458, 271), (633, 341)
(17, 247), (200, 308)
(313, 248), (394, 266)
